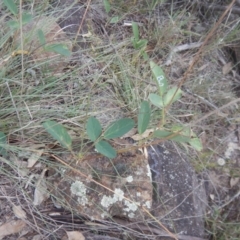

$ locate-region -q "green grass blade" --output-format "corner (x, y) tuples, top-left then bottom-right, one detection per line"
(95, 140), (116, 159)
(3, 0), (18, 15)
(150, 61), (168, 96)
(138, 101), (151, 134)
(42, 120), (72, 149)
(37, 29), (46, 45)
(0, 132), (7, 156)
(104, 118), (135, 140)
(86, 117), (102, 141)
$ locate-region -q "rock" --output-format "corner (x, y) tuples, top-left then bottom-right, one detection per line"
(50, 139), (152, 221)
(148, 142), (207, 238)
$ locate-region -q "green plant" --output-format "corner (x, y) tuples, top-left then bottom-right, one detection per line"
(131, 22), (149, 60)
(42, 60), (202, 159)
(3, 0), (71, 57)
(103, 0), (120, 23)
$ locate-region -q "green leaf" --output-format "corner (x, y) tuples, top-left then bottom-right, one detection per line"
(153, 129), (190, 143)
(150, 61), (168, 96)
(189, 137), (203, 151)
(104, 118), (135, 139)
(22, 13), (32, 25)
(169, 126), (191, 142)
(42, 120), (72, 149)
(103, 0), (111, 13)
(37, 29), (46, 45)
(153, 130), (172, 138)
(138, 101), (151, 134)
(143, 51), (149, 60)
(45, 44), (71, 57)
(133, 39), (148, 50)
(7, 14), (32, 29)
(171, 135), (191, 143)
(110, 16), (119, 23)
(148, 93), (163, 108)
(132, 22), (139, 41)
(7, 20), (19, 29)
(163, 86), (182, 106)
(0, 132), (7, 156)
(171, 125), (191, 136)
(95, 140), (116, 159)
(3, 0), (18, 15)
(86, 117), (102, 141)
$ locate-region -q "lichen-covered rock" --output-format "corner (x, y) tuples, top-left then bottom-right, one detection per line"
(50, 140), (152, 221)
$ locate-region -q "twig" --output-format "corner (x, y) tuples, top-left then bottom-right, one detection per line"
(165, 42), (203, 66)
(191, 97), (240, 125)
(73, 0), (92, 45)
(201, 3), (240, 15)
(217, 190), (240, 210)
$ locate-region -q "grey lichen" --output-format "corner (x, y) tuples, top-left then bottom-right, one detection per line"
(70, 181), (88, 206)
(101, 195), (115, 208)
(143, 200), (151, 209)
(126, 176), (133, 183)
(146, 164), (152, 180)
(124, 200), (139, 212)
(101, 188), (125, 208)
(113, 188), (124, 201)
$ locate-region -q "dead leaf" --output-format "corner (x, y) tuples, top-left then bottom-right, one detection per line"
(66, 231), (85, 240)
(81, 31), (92, 38)
(209, 194), (215, 200)
(27, 150), (44, 168)
(0, 220), (26, 239)
(222, 62), (232, 75)
(131, 129), (154, 141)
(33, 169), (49, 206)
(230, 177), (239, 188)
(13, 205), (27, 219)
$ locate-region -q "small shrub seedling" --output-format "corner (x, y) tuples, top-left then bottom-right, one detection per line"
(40, 0), (201, 158)
(131, 22), (148, 60)
(42, 61), (202, 159)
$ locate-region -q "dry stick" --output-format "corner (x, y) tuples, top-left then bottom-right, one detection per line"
(51, 154), (178, 240)
(166, 0), (237, 112)
(73, 0), (92, 46)
(113, 218), (206, 240)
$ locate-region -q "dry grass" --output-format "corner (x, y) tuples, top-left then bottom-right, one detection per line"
(0, 0), (240, 239)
